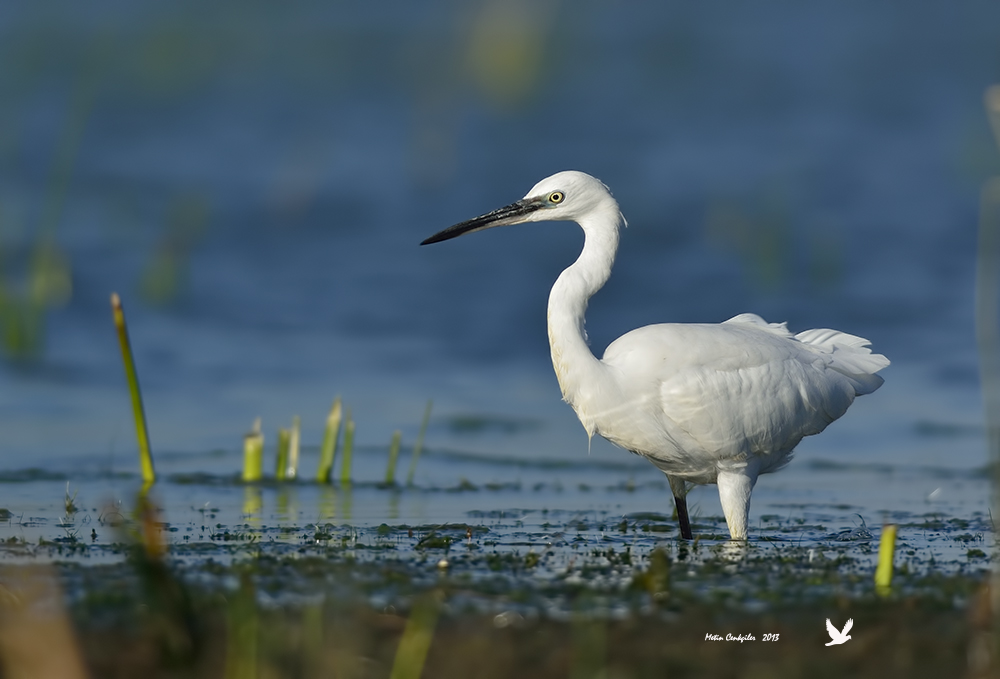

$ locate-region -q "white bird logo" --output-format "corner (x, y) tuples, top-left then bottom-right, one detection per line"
(825, 618), (853, 646)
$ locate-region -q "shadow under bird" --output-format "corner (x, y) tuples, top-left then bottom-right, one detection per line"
(421, 171), (889, 540)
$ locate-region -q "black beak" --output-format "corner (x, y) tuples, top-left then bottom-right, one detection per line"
(421, 198), (545, 245)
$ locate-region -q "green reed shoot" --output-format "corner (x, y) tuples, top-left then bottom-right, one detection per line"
(339, 411), (355, 485)
(111, 293), (155, 486)
(385, 430), (402, 485)
(317, 397), (343, 483)
(875, 523), (897, 597)
(406, 399), (433, 486)
(636, 547), (670, 603)
(389, 592), (441, 679)
(242, 418), (264, 482)
(301, 602), (324, 676)
(224, 573), (258, 679)
(286, 415), (301, 480)
(275, 428), (290, 481)
(64, 482), (79, 517)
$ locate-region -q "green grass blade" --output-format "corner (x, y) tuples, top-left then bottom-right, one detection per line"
(406, 400), (433, 486)
(385, 430), (402, 485)
(286, 415), (301, 480)
(317, 397), (343, 483)
(224, 573), (258, 679)
(110, 293), (155, 485)
(389, 593), (441, 679)
(339, 412), (355, 486)
(242, 418), (264, 482)
(875, 523), (897, 596)
(275, 428), (290, 481)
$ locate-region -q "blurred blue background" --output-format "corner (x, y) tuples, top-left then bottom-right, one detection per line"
(1, 1), (997, 477)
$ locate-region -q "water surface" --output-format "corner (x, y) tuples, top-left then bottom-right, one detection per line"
(0, 1), (996, 538)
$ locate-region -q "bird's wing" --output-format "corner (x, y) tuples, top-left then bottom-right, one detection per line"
(669, 327), (854, 459)
(601, 319), (886, 467)
(842, 618), (854, 635)
(825, 619), (838, 638)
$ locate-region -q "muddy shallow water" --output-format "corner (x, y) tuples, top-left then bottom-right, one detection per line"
(1, 443), (991, 591)
(0, 445), (992, 678)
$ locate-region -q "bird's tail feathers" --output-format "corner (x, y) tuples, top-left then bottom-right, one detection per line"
(795, 328), (889, 395)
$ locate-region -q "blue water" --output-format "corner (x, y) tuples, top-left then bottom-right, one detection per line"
(0, 2), (997, 528)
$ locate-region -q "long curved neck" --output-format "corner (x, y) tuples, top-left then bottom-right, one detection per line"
(547, 209), (622, 433)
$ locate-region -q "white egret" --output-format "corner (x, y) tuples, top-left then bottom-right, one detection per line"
(421, 171), (889, 540)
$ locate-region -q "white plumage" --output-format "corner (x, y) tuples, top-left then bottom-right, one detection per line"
(422, 171), (889, 540)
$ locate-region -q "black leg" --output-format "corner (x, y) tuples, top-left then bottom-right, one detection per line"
(674, 494), (693, 540)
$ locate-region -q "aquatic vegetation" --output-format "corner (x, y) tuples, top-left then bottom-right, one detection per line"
(131, 493), (201, 668)
(240, 397), (433, 488)
(63, 482), (79, 517)
(287, 416), (302, 480)
(223, 573), (258, 679)
(316, 398), (343, 483)
(406, 400), (433, 486)
(340, 411), (356, 486)
(385, 430), (402, 485)
(0, 238), (73, 361)
(389, 591), (441, 679)
(0, 55), (83, 363)
(274, 427), (290, 481)
(139, 195), (210, 307)
(242, 418), (264, 483)
(875, 523), (897, 596)
(111, 293), (156, 487)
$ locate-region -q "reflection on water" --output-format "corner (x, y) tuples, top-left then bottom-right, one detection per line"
(275, 487), (297, 524)
(318, 484), (336, 522)
(242, 485), (262, 521)
(339, 485), (353, 523)
(716, 541), (747, 562)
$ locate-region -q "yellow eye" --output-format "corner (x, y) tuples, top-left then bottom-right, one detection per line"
(549, 191), (564, 204)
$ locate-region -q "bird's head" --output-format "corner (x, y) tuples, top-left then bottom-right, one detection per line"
(421, 170), (623, 245)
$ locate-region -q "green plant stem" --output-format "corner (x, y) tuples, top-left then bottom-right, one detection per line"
(339, 412), (355, 485)
(385, 430), (402, 485)
(242, 418), (264, 482)
(317, 398), (343, 483)
(224, 574), (258, 679)
(286, 415), (301, 480)
(875, 523), (898, 596)
(111, 293), (155, 485)
(389, 593), (441, 679)
(406, 400), (433, 486)
(275, 428), (290, 481)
